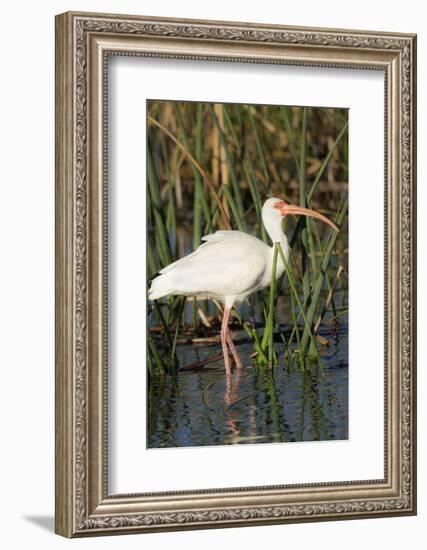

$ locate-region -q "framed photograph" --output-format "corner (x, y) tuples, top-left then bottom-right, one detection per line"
(55, 11), (417, 537)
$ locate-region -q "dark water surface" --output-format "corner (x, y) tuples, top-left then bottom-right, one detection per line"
(147, 323), (348, 448)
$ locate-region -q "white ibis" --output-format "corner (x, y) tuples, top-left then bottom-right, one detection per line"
(148, 198), (338, 374)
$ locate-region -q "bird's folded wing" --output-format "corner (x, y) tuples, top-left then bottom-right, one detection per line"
(158, 236), (267, 298)
(201, 230), (262, 246)
(159, 230), (263, 275)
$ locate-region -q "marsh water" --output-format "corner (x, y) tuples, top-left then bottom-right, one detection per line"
(147, 315), (348, 449)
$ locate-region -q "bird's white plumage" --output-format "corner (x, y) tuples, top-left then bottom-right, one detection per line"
(148, 198), (290, 308)
(148, 197), (337, 374)
(149, 230), (270, 306)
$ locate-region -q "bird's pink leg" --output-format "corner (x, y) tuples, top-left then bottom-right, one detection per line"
(227, 332), (244, 369)
(220, 307), (232, 375)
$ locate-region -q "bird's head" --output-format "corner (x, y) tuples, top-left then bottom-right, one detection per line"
(262, 197), (338, 232)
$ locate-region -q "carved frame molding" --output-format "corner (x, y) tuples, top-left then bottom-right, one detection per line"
(55, 11), (416, 537)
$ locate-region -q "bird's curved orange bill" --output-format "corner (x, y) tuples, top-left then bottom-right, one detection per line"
(280, 203), (339, 232)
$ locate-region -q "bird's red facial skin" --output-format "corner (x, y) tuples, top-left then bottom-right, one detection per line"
(273, 201), (286, 211)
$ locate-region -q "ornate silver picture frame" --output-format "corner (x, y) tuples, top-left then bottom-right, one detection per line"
(55, 11), (417, 537)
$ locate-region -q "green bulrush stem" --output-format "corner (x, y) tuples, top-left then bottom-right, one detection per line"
(299, 108), (311, 307)
(269, 274), (288, 350)
(296, 372), (308, 441)
(334, 308), (349, 319)
(147, 331), (165, 376)
(281, 106), (301, 180)
(147, 351), (154, 378)
(247, 107), (270, 187)
(288, 289), (303, 369)
(244, 321), (267, 362)
(279, 257), (301, 366)
(234, 103), (244, 134)
(263, 370), (284, 442)
(166, 166), (178, 258)
(165, 295), (180, 328)
(204, 185), (227, 234)
(285, 202), (345, 352)
(290, 120), (349, 250)
(306, 205), (318, 273)
(314, 265), (344, 332)
(193, 103), (204, 248)
(311, 222), (337, 318)
(248, 324), (268, 363)
(221, 186), (245, 231)
(276, 243), (323, 371)
(299, 200), (348, 355)
(192, 175), (203, 248)
(307, 120), (349, 204)
(284, 203), (345, 355)
(288, 112), (346, 351)
(222, 105), (240, 151)
(147, 240), (157, 279)
(148, 115), (231, 230)
(174, 103), (211, 247)
(307, 374), (327, 440)
(209, 105), (246, 227)
(243, 160), (268, 242)
(147, 146), (173, 267)
(261, 243), (279, 366)
(175, 103), (210, 249)
(153, 301), (174, 356)
(280, 261), (301, 364)
(301, 198), (345, 294)
(170, 297), (186, 370)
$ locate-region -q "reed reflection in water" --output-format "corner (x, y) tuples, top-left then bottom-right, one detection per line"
(147, 324), (348, 448)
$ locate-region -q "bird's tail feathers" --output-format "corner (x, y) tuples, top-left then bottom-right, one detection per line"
(148, 275), (172, 301)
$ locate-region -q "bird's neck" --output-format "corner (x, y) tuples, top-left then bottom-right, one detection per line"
(264, 218), (290, 271)
(265, 218), (289, 250)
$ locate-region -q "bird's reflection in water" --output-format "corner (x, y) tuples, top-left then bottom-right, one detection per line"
(223, 367), (244, 444)
(224, 366), (243, 405)
(147, 332), (348, 449)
